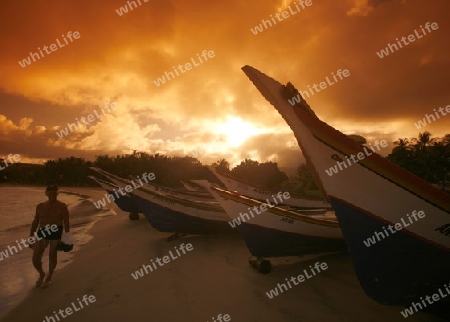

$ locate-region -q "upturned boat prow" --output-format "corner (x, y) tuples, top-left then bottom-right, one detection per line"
(241, 65), (450, 305)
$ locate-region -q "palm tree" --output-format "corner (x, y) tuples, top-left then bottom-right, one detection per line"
(430, 141), (448, 190)
(212, 158), (230, 173)
(387, 138), (413, 171)
(410, 132), (437, 181)
(392, 138), (410, 152)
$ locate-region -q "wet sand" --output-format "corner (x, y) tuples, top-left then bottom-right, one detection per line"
(1, 188), (446, 322)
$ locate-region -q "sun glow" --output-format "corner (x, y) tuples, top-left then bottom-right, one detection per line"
(216, 116), (260, 147)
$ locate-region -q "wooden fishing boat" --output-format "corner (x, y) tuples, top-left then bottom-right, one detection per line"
(90, 168), (233, 237)
(91, 166), (213, 201)
(242, 65), (450, 304)
(193, 180), (345, 273)
(208, 166), (331, 210)
(88, 175), (141, 220)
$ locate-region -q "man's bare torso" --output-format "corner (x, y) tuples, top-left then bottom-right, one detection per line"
(36, 201), (67, 227)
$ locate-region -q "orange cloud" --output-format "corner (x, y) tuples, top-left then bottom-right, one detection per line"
(0, 0), (448, 169)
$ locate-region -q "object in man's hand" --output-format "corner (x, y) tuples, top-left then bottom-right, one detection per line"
(57, 241), (73, 252)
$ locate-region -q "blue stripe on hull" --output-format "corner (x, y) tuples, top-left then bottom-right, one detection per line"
(131, 194), (235, 235)
(235, 223), (346, 258)
(330, 197), (450, 305)
(105, 189), (141, 213)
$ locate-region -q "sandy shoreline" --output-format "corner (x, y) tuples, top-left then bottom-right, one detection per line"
(1, 189), (446, 322)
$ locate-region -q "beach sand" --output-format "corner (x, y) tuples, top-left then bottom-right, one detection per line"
(1, 188), (446, 322)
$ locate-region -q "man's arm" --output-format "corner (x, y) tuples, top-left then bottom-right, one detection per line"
(63, 204), (70, 233)
(29, 205), (41, 248)
(30, 205), (41, 236)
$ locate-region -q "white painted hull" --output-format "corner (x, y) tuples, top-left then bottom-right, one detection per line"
(209, 166), (330, 209)
(242, 65), (450, 304)
(89, 168), (231, 235)
(193, 180), (345, 257)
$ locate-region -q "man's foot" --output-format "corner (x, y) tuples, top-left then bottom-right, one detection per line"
(41, 278), (52, 289)
(35, 273), (45, 288)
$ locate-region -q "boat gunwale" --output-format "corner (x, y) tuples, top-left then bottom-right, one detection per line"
(211, 167), (326, 202)
(91, 168), (224, 212)
(211, 186), (340, 228)
(241, 65), (450, 214)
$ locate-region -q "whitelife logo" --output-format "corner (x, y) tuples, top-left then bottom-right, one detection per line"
(42, 294), (96, 322)
(228, 192), (291, 228)
(250, 0), (313, 35)
(0, 154), (21, 171)
(18, 31), (81, 68)
(400, 284), (450, 318)
(363, 210), (425, 247)
(55, 102), (118, 139)
(376, 22), (439, 59)
(414, 104), (449, 129)
(266, 262), (328, 299)
(325, 140), (388, 177)
(0, 224), (58, 262)
(92, 172), (155, 209)
(153, 50), (215, 87)
(190, 145), (206, 158)
(131, 243), (193, 280)
(287, 68), (350, 106)
(205, 313), (232, 322)
(115, 0), (149, 16)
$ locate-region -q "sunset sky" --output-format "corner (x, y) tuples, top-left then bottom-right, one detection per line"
(1, 0), (449, 170)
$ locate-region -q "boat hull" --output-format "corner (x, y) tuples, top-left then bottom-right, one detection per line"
(331, 197), (450, 304)
(130, 192), (234, 235)
(195, 181), (345, 258)
(89, 168), (233, 235)
(209, 166), (330, 209)
(88, 176), (141, 213)
(103, 189), (141, 214)
(234, 222), (346, 258)
(241, 65), (450, 304)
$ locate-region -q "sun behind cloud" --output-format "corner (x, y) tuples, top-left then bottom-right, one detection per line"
(215, 116), (262, 147)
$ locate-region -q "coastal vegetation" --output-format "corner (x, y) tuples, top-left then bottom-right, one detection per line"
(386, 132), (450, 190)
(1, 132), (448, 195)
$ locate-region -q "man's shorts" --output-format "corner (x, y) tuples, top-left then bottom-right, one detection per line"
(36, 226), (63, 240)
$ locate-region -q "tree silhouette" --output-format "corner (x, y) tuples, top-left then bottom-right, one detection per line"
(281, 164), (322, 197)
(2, 134), (448, 194)
(230, 159), (288, 188)
(388, 132), (449, 190)
(212, 158), (230, 173)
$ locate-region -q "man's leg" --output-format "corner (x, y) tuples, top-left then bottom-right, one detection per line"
(43, 240), (59, 286)
(32, 239), (48, 287)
